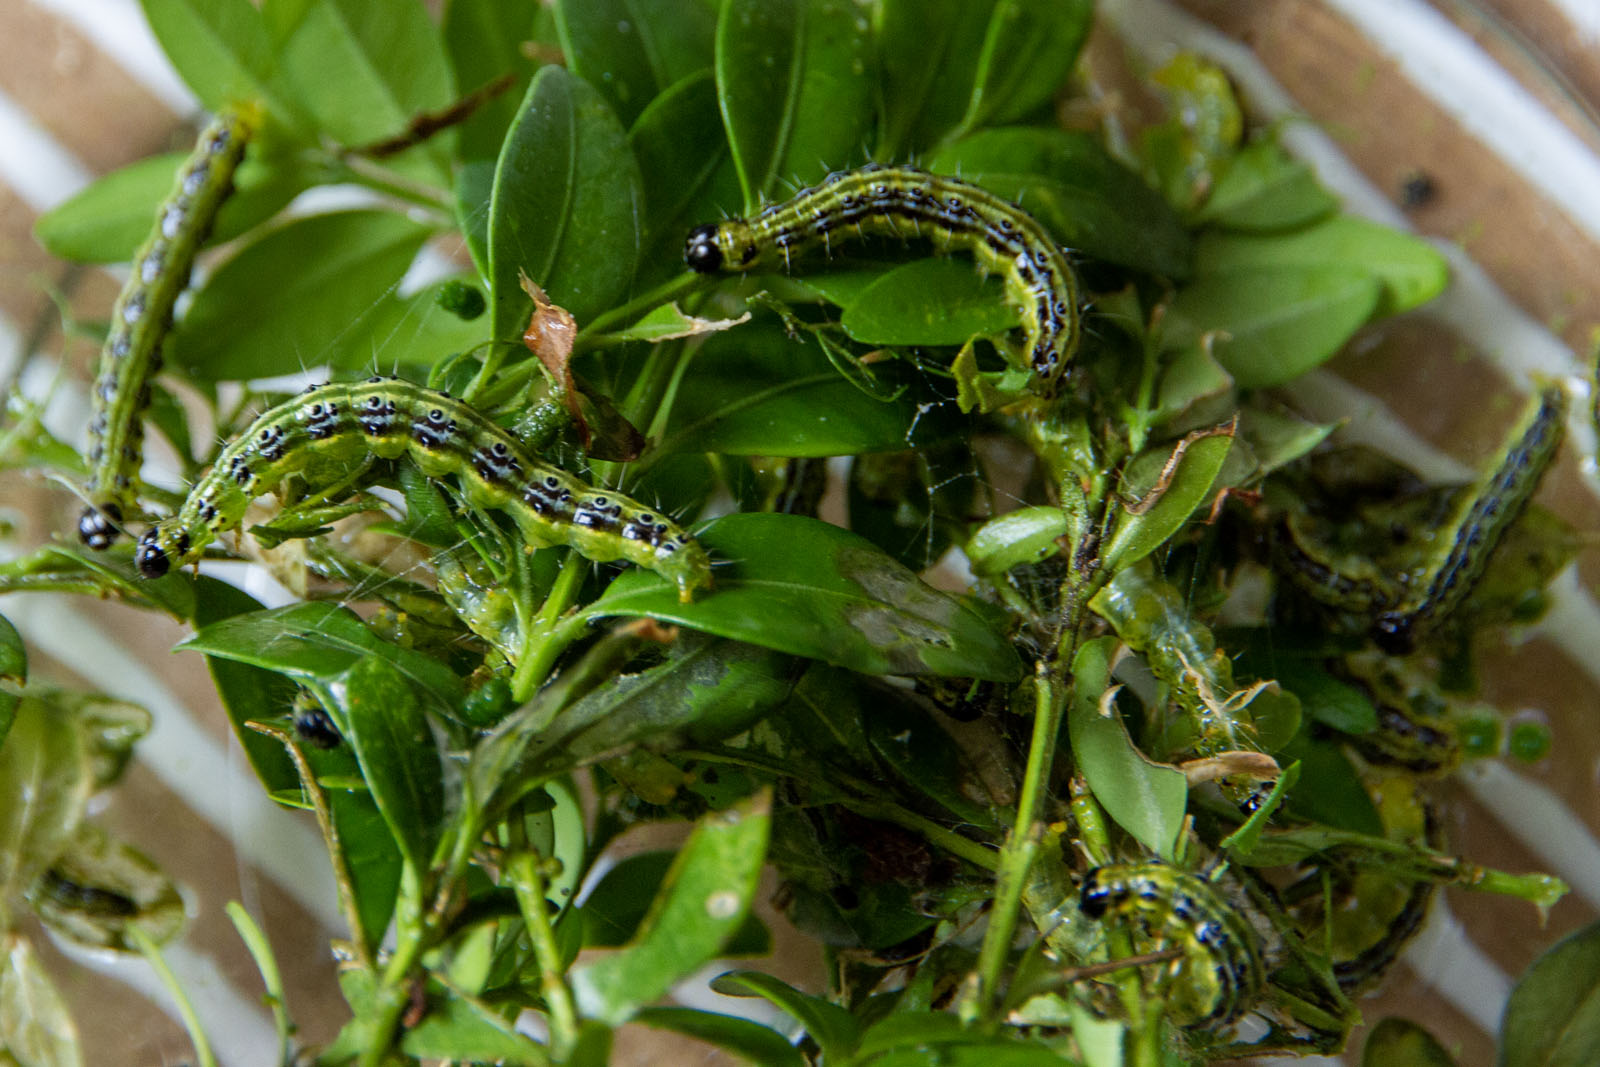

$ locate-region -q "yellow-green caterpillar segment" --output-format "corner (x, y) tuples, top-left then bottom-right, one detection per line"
(134, 379), (712, 601)
(79, 108), (254, 549)
(1079, 863), (1266, 1028)
(1373, 384), (1567, 652)
(684, 164), (1081, 394)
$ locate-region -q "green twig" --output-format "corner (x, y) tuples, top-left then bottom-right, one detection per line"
(130, 927), (218, 1067)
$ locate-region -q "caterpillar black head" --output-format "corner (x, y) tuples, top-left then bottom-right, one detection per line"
(684, 224), (726, 273)
(77, 504), (123, 550)
(135, 526), (187, 579)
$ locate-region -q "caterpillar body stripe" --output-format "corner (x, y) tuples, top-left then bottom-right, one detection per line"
(134, 379), (712, 601)
(1080, 863), (1265, 1028)
(79, 108), (254, 549)
(684, 165), (1081, 393)
(1373, 384), (1567, 652)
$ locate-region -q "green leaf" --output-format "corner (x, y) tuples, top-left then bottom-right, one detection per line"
(570, 790), (772, 1024)
(192, 580), (296, 795)
(1068, 637), (1186, 859)
(1195, 138), (1340, 232)
(1500, 919), (1600, 1067)
(555, 0), (716, 128)
(178, 602), (467, 713)
(956, 0), (1092, 136)
(400, 991), (550, 1064)
(635, 1007), (804, 1067)
(1101, 429), (1233, 573)
(320, 276), (493, 373)
(33, 151), (307, 265)
(966, 507), (1069, 575)
(874, 0), (997, 158)
(140, 0), (289, 119)
(29, 824), (185, 952)
(710, 970), (859, 1063)
(1167, 264), (1381, 388)
(0, 613), (19, 750)
(0, 935), (83, 1067)
(337, 659), (444, 871)
(0, 699), (91, 929)
(716, 0), (873, 207)
(441, 0), (542, 161)
(1361, 1017), (1457, 1067)
(585, 513), (1023, 680)
(656, 321), (959, 457)
(629, 70), (744, 275)
(0, 612), (23, 686)
(581, 852), (769, 955)
(928, 127), (1192, 278)
(839, 260), (1015, 346)
(482, 637), (800, 786)
(170, 210), (433, 380)
(266, 0), (455, 184)
(1196, 215), (1449, 315)
(489, 65), (642, 339)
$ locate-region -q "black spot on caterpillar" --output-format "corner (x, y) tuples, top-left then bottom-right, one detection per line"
(1373, 384), (1567, 653)
(135, 379), (712, 601)
(684, 164), (1081, 394)
(292, 692), (342, 750)
(1080, 862), (1265, 1028)
(79, 108), (255, 549)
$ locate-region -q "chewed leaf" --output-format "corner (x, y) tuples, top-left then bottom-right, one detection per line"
(584, 513), (1022, 680)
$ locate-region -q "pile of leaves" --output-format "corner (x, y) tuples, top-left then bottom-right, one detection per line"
(0, 1), (1592, 1065)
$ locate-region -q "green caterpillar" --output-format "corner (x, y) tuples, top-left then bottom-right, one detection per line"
(79, 107), (254, 549)
(684, 164), (1081, 393)
(1373, 384), (1567, 652)
(134, 379), (712, 601)
(1079, 862), (1265, 1028)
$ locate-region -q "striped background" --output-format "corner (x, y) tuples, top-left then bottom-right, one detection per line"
(2, 1), (1598, 1064)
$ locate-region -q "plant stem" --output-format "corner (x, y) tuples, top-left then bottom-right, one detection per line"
(512, 551), (592, 702)
(510, 851), (581, 1057)
(130, 927), (218, 1067)
(971, 664), (1065, 1018)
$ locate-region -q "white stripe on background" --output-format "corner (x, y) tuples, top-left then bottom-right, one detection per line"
(1460, 754), (1600, 913)
(0, 85), (92, 211)
(26, 0), (196, 114)
(55, 936), (277, 1067)
(1402, 898), (1513, 1034)
(2, 595), (343, 933)
(1543, 0), (1600, 45)
(1326, 0), (1600, 247)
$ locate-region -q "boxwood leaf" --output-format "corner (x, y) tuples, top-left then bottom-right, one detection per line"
(170, 210), (434, 380)
(711, 970), (858, 1062)
(0, 935), (81, 1067)
(570, 790), (771, 1024)
(1361, 1017), (1457, 1067)
(1167, 264), (1381, 388)
(955, 0), (1092, 136)
(928, 127), (1192, 278)
(586, 514), (1022, 680)
(555, 0), (716, 128)
(337, 658), (444, 871)
(634, 1007), (804, 1067)
(1500, 918), (1600, 1067)
(716, 0), (873, 207)
(656, 322), (959, 457)
(1068, 637), (1186, 860)
(1196, 215), (1449, 315)
(178, 602), (466, 713)
(489, 66), (642, 340)
(839, 260), (1015, 346)
(266, 0), (455, 185)
(33, 151), (307, 265)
